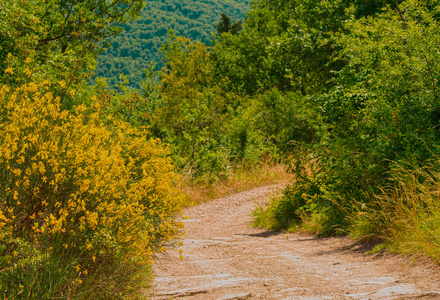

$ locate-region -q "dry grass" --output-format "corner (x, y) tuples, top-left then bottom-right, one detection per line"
(180, 161), (292, 205)
(349, 160), (440, 263)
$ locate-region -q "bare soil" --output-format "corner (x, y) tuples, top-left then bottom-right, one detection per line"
(148, 185), (440, 300)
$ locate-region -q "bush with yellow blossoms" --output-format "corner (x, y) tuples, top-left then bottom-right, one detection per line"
(0, 80), (185, 299)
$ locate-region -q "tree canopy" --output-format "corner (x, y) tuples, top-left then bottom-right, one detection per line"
(93, 0), (249, 89)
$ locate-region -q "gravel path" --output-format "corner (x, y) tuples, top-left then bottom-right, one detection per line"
(148, 185), (440, 299)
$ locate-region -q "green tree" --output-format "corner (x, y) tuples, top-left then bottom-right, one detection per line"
(210, 0), (352, 96)
(216, 13), (242, 35)
(1, 0), (144, 102)
(153, 35), (232, 181)
(152, 34), (271, 181)
(270, 0), (440, 235)
(210, 27), (271, 95)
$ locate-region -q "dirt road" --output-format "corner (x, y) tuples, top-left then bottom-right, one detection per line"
(148, 185), (440, 299)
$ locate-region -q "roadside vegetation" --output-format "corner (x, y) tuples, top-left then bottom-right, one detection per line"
(246, 0), (440, 264)
(3, 0), (440, 298)
(181, 160), (292, 205)
(0, 0), (184, 298)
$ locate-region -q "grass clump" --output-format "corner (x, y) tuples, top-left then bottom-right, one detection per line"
(0, 81), (184, 299)
(252, 153), (338, 236)
(350, 159), (440, 262)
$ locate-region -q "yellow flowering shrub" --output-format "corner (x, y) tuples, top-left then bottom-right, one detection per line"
(0, 81), (185, 298)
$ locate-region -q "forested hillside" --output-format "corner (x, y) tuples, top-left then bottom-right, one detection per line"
(94, 0), (249, 88)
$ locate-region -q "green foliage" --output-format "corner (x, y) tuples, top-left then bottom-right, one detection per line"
(210, 0), (353, 96)
(94, 0), (250, 89)
(0, 1), (41, 73)
(253, 0), (440, 241)
(253, 181), (315, 231)
(1, 0), (145, 108)
(216, 13), (243, 35)
(313, 0), (440, 205)
(250, 0), (351, 94)
(154, 36), (232, 181)
(258, 90), (323, 152)
(351, 0), (396, 18)
(210, 27), (273, 95)
(151, 34), (274, 182)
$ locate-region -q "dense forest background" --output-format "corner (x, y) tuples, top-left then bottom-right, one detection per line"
(94, 0), (250, 88)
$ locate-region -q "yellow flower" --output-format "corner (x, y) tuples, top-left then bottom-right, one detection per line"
(0, 79), (186, 289)
(25, 57), (32, 64)
(24, 68), (32, 78)
(5, 67), (13, 75)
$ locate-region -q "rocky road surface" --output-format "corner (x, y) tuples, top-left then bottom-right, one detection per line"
(148, 185), (440, 300)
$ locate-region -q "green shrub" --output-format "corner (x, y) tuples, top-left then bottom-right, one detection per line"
(258, 1), (440, 236)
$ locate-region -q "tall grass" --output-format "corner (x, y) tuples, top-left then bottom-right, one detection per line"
(181, 159), (292, 205)
(350, 159), (440, 262)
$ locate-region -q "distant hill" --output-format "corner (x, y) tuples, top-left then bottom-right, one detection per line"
(94, 0), (250, 89)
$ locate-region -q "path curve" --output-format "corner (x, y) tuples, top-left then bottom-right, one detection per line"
(148, 185), (440, 299)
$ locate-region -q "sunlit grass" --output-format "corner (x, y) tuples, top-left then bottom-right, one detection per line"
(350, 159), (440, 263)
(181, 160), (292, 205)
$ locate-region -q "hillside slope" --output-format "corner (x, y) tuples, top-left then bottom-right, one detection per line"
(94, 0), (250, 89)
